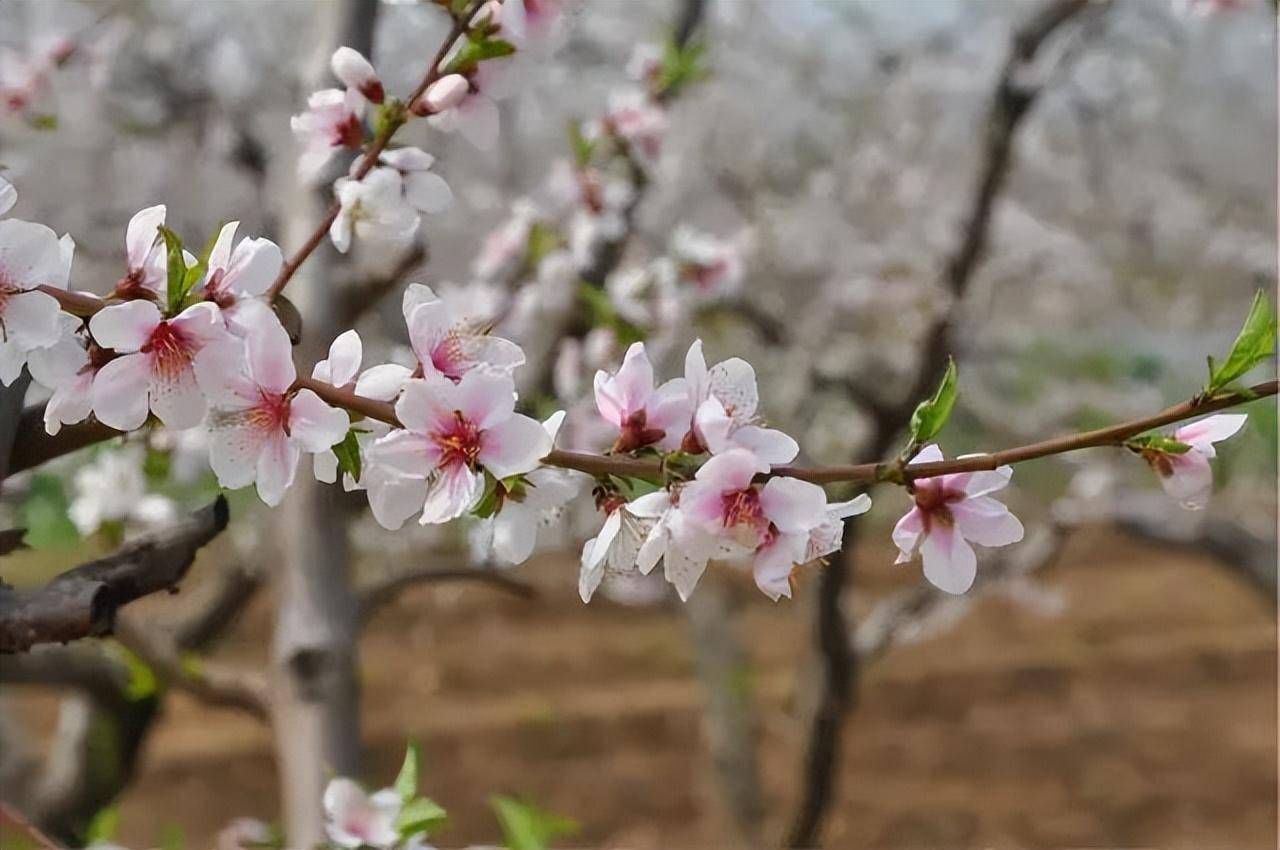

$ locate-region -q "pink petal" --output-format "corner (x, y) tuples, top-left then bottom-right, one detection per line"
(419, 462), (482, 524)
(0, 219), (69, 289)
(365, 429), (440, 479)
(2, 289), (61, 349)
(208, 420), (268, 491)
(89, 300), (161, 353)
(194, 339), (259, 408)
(693, 448), (765, 493)
(395, 374), (457, 434)
(1159, 450), (1215, 510)
(169, 302), (230, 347)
(456, 369), (516, 431)
(148, 359), (207, 429)
(406, 299), (452, 371)
(288, 389), (349, 453)
(960, 465), (1013, 498)
(224, 237), (283, 298)
(255, 431), (301, 506)
(683, 339), (708, 402)
(355, 363), (412, 400)
(759, 476), (828, 534)
(244, 313), (296, 393)
(732, 424), (799, 465)
(612, 342), (655, 415)
(1175, 413), (1247, 453)
(919, 522), (977, 595)
(593, 370), (625, 426)
(205, 221), (238, 273)
(321, 329), (362, 387)
(752, 533), (805, 601)
(910, 443), (945, 465)
(951, 495), (1025, 547)
(891, 507), (925, 564)
(125, 205), (166, 271)
(91, 352), (152, 430)
(364, 466), (429, 530)
(707, 357), (758, 421)
(479, 413), (551, 478)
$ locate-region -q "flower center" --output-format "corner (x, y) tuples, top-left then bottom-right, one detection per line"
(614, 409), (666, 453)
(430, 331), (468, 380)
(141, 321), (194, 380)
(334, 113), (364, 149)
(433, 410), (482, 469)
(202, 268), (237, 309)
(721, 486), (772, 548)
(913, 483), (965, 529)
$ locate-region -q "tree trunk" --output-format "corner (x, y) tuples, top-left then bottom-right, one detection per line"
(270, 0), (377, 843)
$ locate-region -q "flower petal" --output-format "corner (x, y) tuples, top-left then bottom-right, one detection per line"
(89, 300), (161, 353)
(289, 389), (349, 453)
(479, 413), (552, 478)
(255, 431), (300, 506)
(951, 496), (1024, 548)
(759, 476), (828, 534)
(91, 353), (151, 430)
(125, 205), (166, 271)
(920, 522), (978, 595)
(419, 462), (481, 523)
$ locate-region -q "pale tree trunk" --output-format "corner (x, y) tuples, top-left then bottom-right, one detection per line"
(270, 0), (378, 843)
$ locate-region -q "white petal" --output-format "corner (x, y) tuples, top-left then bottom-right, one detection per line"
(91, 353), (151, 430)
(88, 300), (161, 353)
(404, 171), (453, 214)
(148, 361), (207, 429)
(456, 94), (500, 150)
(355, 363), (412, 400)
(951, 496), (1024, 548)
(321, 329), (362, 386)
(920, 523), (978, 595)
(492, 508), (538, 564)
(125, 205), (166, 271)
(419, 463), (481, 524)
(2, 289), (62, 348)
(0, 219), (69, 289)
(289, 389), (350, 452)
(256, 431), (301, 506)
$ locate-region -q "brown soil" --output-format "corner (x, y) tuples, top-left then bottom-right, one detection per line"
(9, 530), (1279, 848)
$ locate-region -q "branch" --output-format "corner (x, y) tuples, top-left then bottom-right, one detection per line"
(265, 7), (474, 302)
(0, 803), (65, 850)
(0, 497), (229, 653)
(357, 563), (536, 623)
(112, 615), (270, 719)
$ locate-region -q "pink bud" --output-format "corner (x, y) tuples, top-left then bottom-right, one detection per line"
(331, 46), (384, 104)
(413, 74), (469, 116)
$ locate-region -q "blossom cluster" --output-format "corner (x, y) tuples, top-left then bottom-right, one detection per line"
(1, 0), (1260, 608)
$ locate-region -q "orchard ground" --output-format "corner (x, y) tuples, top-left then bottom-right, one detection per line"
(4, 529), (1275, 849)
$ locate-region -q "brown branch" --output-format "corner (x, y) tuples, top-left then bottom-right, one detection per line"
(6, 406), (120, 479)
(336, 243), (428, 322)
(265, 7), (474, 302)
(112, 616), (270, 719)
(357, 563), (536, 623)
(0, 497), (229, 653)
(0, 803), (66, 850)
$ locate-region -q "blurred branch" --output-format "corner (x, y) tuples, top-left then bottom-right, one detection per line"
(0, 497), (228, 653)
(854, 523), (1071, 664)
(786, 2), (1105, 846)
(336, 243), (428, 323)
(357, 564), (537, 623)
(0, 374), (31, 484)
(113, 615), (270, 719)
(0, 803), (65, 850)
(6, 408), (121, 479)
(172, 562), (263, 648)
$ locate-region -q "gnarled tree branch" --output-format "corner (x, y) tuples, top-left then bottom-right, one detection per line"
(0, 496), (229, 653)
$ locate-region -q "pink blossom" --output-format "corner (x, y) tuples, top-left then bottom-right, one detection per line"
(667, 226), (745, 299)
(331, 46), (384, 104)
(501, 0), (566, 55)
(473, 200), (539, 281)
(682, 339), (797, 463)
(0, 217), (72, 384)
(291, 88), (366, 180)
(311, 330), (374, 487)
(323, 778), (401, 849)
(676, 449), (832, 600)
(412, 74), (469, 116)
(1145, 413), (1247, 510)
(602, 88), (667, 164)
(402, 283), (524, 381)
(892, 444), (1025, 595)
(27, 313), (100, 434)
(427, 61), (513, 151)
(113, 205), (168, 300)
(593, 341), (691, 452)
(89, 300), (232, 430)
(194, 315), (349, 506)
(329, 167), (419, 253)
(197, 221), (283, 333)
(579, 492), (661, 603)
(377, 147), (453, 215)
(626, 43), (663, 86)
(364, 369), (551, 526)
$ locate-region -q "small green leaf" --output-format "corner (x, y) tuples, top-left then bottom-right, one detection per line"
(525, 222), (560, 268)
(30, 113), (59, 131)
(1205, 290), (1276, 396)
(158, 226), (190, 315)
(445, 35), (516, 74)
(332, 429), (363, 484)
(656, 39), (709, 97)
(1126, 434), (1193, 454)
(85, 806), (121, 845)
(471, 471), (502, 519)
(489, 795), (578, 850)
(394, 740), (422, 802)
(114, 644), (160, 702)
(19, 473), (79, 550)
(397, 797), (448, 838)
(373, 98), (406, 140)
(908, 357), (958, 446)
(567, 121), (596, 168)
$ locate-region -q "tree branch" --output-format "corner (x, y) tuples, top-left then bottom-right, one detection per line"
(0, 497), (229, 653)
(357, 563), (536, 623)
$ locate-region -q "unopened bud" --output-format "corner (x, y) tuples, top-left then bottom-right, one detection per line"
(476, 0), (503, 29)
(412, 74), (469, 116)
(331, 46), (384, 104)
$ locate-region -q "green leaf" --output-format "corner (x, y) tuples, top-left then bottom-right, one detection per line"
(567, 121), (596, 168)
(577, 283), (645, 347)
(1126, 434), (1193, 454)
(396, 797), (448, 838)
(85, 806), (120, 845)
(656, 39), (709, 97)
(158, 225), (190, 315)
(445, 35), (516, 74)
(908, 357), (958, 446)
(1205, 289), (1276, 396)
(489, 795), (578, 850)
(19, 473), (79, 550)
(373, 98), (406, 140)
(114, 644), (160, 702)
(158, 823), (186, 850)
(332, 429), (363, 484)
(471, 471), (502, 519)
(394, 740), (422, 802)
(526, 222), (561, 268)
